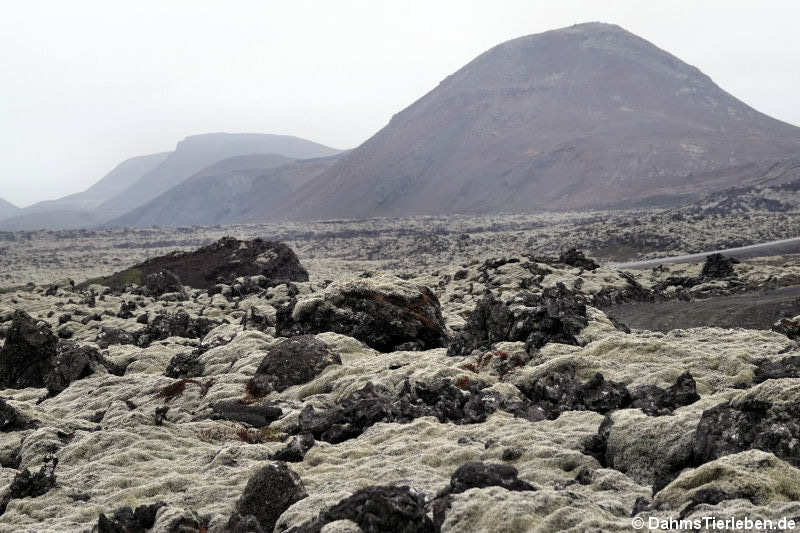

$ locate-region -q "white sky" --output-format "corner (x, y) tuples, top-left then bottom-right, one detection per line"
(1, 0), (799, 207)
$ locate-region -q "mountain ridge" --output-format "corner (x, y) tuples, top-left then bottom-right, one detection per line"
(277, 22), (800, 220)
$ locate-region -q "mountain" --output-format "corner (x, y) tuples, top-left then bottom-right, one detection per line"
(281, 22), (800, 220)
(109, 154), (339, 227)
(23, 152), (170, 213)
(0, 198), (19, 220)
(99, 133), (341, 215)
(0, 152), (169, 230)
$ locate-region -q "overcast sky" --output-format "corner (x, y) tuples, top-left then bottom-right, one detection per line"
(1, 0), (798, 207)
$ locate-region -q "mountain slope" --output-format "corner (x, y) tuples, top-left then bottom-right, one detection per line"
(100, 133), (341, 214)
(282, 22), (800, 219)
(23, 152), (171, 213)
(0, 198), (19, 220)
(108, 154), (339, 227)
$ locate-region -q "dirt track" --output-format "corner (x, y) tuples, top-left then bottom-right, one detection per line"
(604, 285), (800, 331)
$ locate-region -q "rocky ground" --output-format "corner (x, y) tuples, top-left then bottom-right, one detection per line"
(0, 221), (799, 532)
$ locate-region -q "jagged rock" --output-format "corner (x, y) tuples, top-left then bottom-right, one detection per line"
(143, 270), (185, 298)
(291, 486), (434, 533)
(164, 351), (205, 379)
(433, 462), (535, 528)
(247, 335), (341, 397)
(241, 305), (274, 332)
(97, 311), (217, 349)
(0, 455), (57, 515)
(629, 372), (700, 416)
(277, 276), (447, 352)
(447, 462), (535, 494)
(95, 326), (142, 349)
(0, 311), (113, 393)
(87, 237), (308, 292)
(448, 284), (588, 356)
(771, 316), (800, 340)
(0, 399), (37, 431)
(116, 300), (137, 319)
(515, 366), (630, 420)
(558, 248), (599, 271)
(226, 462), (307, 533)
(210, 400), (282, 427)
(754, 355), (800, 383)
(94, 501), (165, 533)
(45, 342), (106, 395)
(700, 253), (739, 279)
(693, 398), (800, 468)
(146, 310), (217, 344)
(297, 380), (495, 444)
(0, 310), (59, 389)
(270, 433), (315, 462)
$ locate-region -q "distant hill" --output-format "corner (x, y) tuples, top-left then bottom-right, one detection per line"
(23, 152), (171, 214)
(0, 198), (19, 220)
(280, 22), (800, 220)
(0, 133), (340, 230)
(109, 154), (339, 227)
(99, 133), (341, 215)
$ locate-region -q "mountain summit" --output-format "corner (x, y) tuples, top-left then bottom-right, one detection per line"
(282, 22), (800, 219)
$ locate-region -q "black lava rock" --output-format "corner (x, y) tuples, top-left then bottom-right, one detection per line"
(448, 284), (588, 356)
(210, 400), (282, 427)
(276, 279), (447, 353)
(291, 485), (435, 533)
(95, 501), (166, 533)
(0, 455), (57, 515)
(226, 462), (307, 533)
(247, 335), (341, 397)
(700, 253), (739, 279)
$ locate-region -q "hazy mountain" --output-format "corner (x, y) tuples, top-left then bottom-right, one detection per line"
(23, 152), (170, 213)
(108, 154), (339, 227)
(0, 152), (169, 230)
(100, 133), (341, 214)
(282, 22), (800, 219)
(0, 198), (19, 220)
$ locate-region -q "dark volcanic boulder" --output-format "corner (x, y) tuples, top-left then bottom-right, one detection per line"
(772, 317), (800, 340)
(629, 371), (700, 416)
(86, 237), (308, 292)
(95, 501), (165, 533)
(515, 367), (631, 420)
(226, 462), (307, 533)
(297, 379), (495, 444)
(277, 276), (447, 352)
(247, 335), (341, 397)
(448, 284), (588, 356)
(693, 398), (800, 468)
(700, 253), (739, 279)
(96, 311), (218, 349)
(433, 462), (535, 528)
(143, 270), (185, 298)
(0, 310), (116, 394)
(447, 462), (535, 494)
(0, 310), (59, 389)
(0, 455), (57, 515)
(292, 485), (435, 533)
(558, 248), (600, 271)
(211, 400), (282, 427)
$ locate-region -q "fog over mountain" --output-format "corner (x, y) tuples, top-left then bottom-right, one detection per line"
(98, 133), (342, 215)
(109, 154), (339, 227)
(0, 198), (19, 220)
(279, 23), (800, 219)
(0, 134), (340, 230)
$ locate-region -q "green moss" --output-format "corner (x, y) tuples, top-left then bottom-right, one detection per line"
(114, 268), (144, 287)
